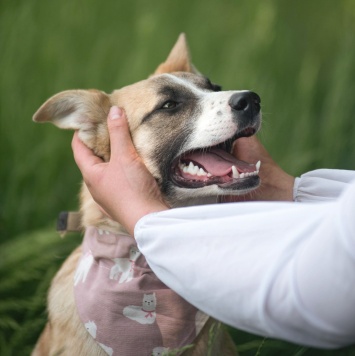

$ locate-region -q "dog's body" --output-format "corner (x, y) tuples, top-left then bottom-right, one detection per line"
(32, 34), (261, 355)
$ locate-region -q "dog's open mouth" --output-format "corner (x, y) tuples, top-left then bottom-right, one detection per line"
(171, 128), (260, 190)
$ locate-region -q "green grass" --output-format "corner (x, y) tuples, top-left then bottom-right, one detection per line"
(1, 0), (355, 354)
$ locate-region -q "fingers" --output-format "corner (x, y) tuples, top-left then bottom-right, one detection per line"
(232, 136), (259, 162)
(72, 106), (138, 178)
(72, 131), (103, 175)
(107, 106), (139, 162)
(232, 135), (270, 164)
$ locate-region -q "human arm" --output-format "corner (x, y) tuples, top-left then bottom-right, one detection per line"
(229, 137), (355, 203)
(294, 169), (355, 202)
(135, 179), (355, 348)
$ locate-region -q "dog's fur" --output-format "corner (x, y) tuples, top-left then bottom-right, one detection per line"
(32, 34), (261, 355)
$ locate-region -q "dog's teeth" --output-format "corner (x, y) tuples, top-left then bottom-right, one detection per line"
(186, 161), (199, 175)
(240, 173), (245, 179)
(181, 161), (210, 177)
(207, 173), (212, 177)
(186, 162), (195, 174)
(197, 168), (207, 176)
(232, 166), (239, 179)
(256, 160), (261, 172)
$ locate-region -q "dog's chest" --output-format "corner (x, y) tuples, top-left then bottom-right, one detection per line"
(74, 227), (209, 355)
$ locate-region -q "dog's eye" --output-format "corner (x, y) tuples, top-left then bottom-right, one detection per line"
(161, 101), (178, 109)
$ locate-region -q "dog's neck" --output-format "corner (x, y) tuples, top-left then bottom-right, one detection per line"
(171, 195), (220, 208)
(80, 183), (221, 236)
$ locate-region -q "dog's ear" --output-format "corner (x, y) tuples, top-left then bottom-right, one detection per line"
(33, 89), (110, 129)
(33, 89), (111, 159)
(154, 33), (200, 75)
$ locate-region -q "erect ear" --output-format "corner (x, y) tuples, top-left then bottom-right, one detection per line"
(33, 89), (112, 160)
(154, 33), (200, 75)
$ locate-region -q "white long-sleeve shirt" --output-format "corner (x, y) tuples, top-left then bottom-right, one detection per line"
(135, 169), (355, 349)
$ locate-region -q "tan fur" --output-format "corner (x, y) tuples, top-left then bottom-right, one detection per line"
(32, 247), (107, 356)
(32, 34), (239, 355)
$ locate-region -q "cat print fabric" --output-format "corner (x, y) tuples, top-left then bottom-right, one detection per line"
(123, 293), (157, 325)
(74, 227), (209, 355)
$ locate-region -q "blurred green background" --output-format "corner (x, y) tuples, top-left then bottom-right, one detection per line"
(1, 0), (354, 354)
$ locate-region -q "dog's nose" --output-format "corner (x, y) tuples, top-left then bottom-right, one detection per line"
(229, 91), (261, 117)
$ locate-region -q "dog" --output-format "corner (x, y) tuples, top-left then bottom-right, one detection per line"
(32, 33), (261, 355)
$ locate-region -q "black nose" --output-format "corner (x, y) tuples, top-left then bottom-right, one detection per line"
(229, 91), (261, 117)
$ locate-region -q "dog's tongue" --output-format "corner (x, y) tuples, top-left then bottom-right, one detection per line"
(183, 148), (255, 176)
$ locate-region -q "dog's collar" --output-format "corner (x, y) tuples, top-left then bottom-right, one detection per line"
(74, 226), (209, 355)
(56, 211), (82, 235)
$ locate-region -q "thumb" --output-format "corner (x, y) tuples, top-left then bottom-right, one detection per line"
(107, 106), (137, 161)
(233, 135), (268, 163)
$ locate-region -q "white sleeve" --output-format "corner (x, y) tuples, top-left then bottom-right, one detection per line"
(135, 176), (355, 349)
(293, 169), (355, 202)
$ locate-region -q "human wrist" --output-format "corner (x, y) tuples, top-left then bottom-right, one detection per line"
(125, 200), (169, 236)
(282, 174), (295, 201)
(260, 167), (295, 201)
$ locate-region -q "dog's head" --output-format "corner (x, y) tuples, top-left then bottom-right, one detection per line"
(34, 34), (261, 212)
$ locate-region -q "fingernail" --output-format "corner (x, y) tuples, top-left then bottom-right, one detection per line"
(109, 106), (123, 120)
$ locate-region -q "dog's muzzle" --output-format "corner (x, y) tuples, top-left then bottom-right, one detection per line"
(169, 91), (262, 192)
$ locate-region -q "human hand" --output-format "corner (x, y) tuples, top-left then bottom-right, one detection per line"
(72, 106), (169, 236)
(222, 136), (295, 202)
